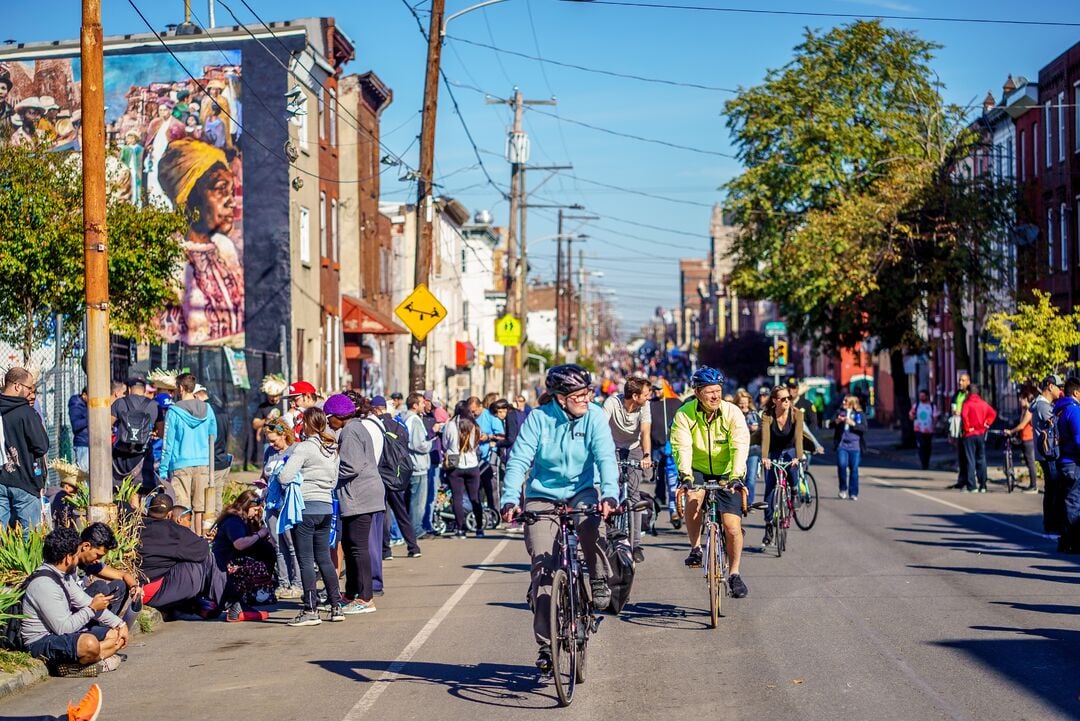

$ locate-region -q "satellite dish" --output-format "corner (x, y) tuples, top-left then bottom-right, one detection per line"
(474, 209), (493, 225)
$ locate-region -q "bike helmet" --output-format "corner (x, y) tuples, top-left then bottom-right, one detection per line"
(690, 366), (725, 389)
(546, 364), (593, 396)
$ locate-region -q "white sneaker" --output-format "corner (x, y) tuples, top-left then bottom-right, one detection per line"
(838, 491), (848, 499)
(850, 495), (858, 501)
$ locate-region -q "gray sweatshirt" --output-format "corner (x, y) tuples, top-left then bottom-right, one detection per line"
(401, 409), (433, 472)
(336, 418), (386, 516)
(442, 419), (480, 469)
(21, 564), (123, 646)
(278, 436), (339, 505)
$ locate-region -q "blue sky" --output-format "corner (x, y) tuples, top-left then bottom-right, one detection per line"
(5, 1), (1079, 332)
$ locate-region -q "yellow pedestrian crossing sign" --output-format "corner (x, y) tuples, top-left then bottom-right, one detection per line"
(495, 314), (523, 347)
(395, 284), (447, 342)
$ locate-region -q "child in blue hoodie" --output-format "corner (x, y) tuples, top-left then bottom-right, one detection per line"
(159, 373), (217, 535)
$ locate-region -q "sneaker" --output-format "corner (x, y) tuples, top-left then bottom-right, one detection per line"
(342, 600), (377, 615)
(729, 573), (749, 599)
(390, 538), (406, 547)
(536, 644), (553, 674)
(978, 487), (988, 493)
(761, 532), (774, 549)
(850, 495), (858, 501)
(408, 550), (423, 558)
(373, 589), (385, 597)
(454, 531), (466, 539)
(684, 547), (703, 568)
(226, 603), (269, 623)
(276, 585), (302, 599)
(328, 605), (346, 622)
(590, 579), (611, 611)
(963, 488), (978, 494)
(194, 598), (220, 619)
(383, 554), (394, 561)
(56, 656), (121, 678)
(838, 490), (848, 499)
(287, 610), (322, 627)
(475, 529), (486, 538)
(67, 682), (102, 721)
(1023, 486), (1039, 494)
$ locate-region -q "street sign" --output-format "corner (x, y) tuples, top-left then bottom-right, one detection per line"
(768, 365), (793, 377)
(764, 320), (787, 338)
(394, 284), (447, 342)
(495, 313), (523, 347)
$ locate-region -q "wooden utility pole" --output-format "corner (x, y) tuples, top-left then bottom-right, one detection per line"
(577, 248), (586, 355)
(410, 0), (446, 392)
(81, 0), (113, 523)
(555, 209), (563, 357)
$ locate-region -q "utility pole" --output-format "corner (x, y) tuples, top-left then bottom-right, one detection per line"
(487, 89), (555, 395)
(81, 0), (113, 524)
(577, 248), (586, 356)
(559, 212), (597, 353)
(555, 209), (563, 357)
(410, 0), (446, 392)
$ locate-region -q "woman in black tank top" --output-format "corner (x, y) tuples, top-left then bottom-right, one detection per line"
(758, 386), (805, 548)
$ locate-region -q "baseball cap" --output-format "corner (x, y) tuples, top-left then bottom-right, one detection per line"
(370, 395), (387, 408)
(1042, 374), (1065, 388)
(390, 392), (404, 400)
(323, 394), (357, 418)
(757, 385), (771, 396)
(194, 384), (208, 394)
(785, 377), (799, 389)
(286, 380), (317, 397)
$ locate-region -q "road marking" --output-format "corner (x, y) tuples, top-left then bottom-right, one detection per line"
(868, 477), (1045, 539)
(342, 536), (513, 720)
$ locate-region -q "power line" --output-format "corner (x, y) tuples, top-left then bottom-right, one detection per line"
(445, 35), (736, 92)
(569, 174), (715, 208)
(567, 1), (1080, 28)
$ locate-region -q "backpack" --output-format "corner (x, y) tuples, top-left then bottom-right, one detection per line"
(114, 396), (154, 455)
(1035, 398), (1060, 460)
(0, 569), (71, 652)
(371, 416), (414, 493)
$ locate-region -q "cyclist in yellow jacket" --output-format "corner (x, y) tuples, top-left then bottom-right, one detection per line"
(670, 367), (751, 598)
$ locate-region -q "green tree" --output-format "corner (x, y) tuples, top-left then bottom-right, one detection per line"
(985, 291), (1080, 382)
(0, 140), (186, 362)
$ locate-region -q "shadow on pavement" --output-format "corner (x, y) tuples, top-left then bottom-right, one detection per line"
(908, 563), (1080, 585)
(991, 601), (1080, 616)
(310, 659), (557, 709)
(0, 716), (64, 721)
(933, 626), (1080, 719)
(462, 562), (530, 574)
(616, 601), (711, 631)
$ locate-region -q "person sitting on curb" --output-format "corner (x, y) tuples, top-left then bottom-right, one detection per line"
(74, 523), (143, 626)
(137, 494), (225, 619)
(21, 527), (129, 677)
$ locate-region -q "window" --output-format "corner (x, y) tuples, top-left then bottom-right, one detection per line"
(1020, 129), (1026, 181)
(1006, 134), (1014, 180)
(1059, 91), (1066, 161)
(380, 247), (391, 295)
(318, 89), (325, 140)
(329, 88), (337, 148)
(1045, 101), (1052, 168)
(331, 198), (339, 262)
(1062, 202), (1069, 272)
(1075, 83), (1080, 152)
(1048, 207), (1054, 271)
(994, 142), (1003, 179)
(298, 95), (309, 153)
(461, 247), (468, 274)
(299, 206), (311, 266)
(463, 300), (469, 332)
(319, 192), (327, 258)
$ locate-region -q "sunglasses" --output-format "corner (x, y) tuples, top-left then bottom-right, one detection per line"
(776, 395), (791, 402)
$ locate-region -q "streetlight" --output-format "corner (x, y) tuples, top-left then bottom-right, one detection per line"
(442, 0), (513, 36)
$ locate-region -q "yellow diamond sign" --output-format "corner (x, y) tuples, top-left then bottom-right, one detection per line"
(394, 284), (447, 342)
(495, 313), (523, 347)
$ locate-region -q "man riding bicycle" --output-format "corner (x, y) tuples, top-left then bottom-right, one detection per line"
(500, 365), (619, 674)
(670, 367), (751, 598)
(602, 376), (653, 563)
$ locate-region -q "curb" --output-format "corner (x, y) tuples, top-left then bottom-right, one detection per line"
(0, 605), (165, 701)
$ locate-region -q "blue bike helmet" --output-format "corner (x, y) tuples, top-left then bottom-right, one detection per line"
(690, 366), (725, 389)
(546, 364), (593, 396)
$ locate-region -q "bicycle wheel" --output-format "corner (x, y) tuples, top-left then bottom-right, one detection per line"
(1006, 449), (1016, 493)
(549, 570), (576, 706)
(575, 576), (589, 684)
(793, 472), (819, 531)
(775, 487), (787, 556)
(706, 522), (721, 628)
(484, 507), (501, 529)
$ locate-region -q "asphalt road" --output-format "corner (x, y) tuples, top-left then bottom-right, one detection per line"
(3, 453), (1078, 721)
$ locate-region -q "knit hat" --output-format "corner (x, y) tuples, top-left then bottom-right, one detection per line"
(323, 394), (357, 419)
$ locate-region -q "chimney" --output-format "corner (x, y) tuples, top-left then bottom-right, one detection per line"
(1002, 74), (1016, 95)
(983, 91), (996, 114)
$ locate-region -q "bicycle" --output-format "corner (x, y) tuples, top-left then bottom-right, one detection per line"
(989, 430), (1018, 493)
(764, 458), (818, 556)
(517, 504), (605, 707)
(613, 458), (641, 539)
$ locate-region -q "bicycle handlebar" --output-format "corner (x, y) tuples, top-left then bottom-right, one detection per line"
(514, 503), (619, 525)
(617, 459), (642, 469)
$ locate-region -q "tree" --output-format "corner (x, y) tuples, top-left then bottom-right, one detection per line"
(0, 140), (186, 362)
(985, 291), (1080, 382)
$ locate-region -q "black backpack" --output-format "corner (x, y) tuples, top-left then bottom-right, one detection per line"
(1, 569), (71, 652)
(371, 417), (414, 493)
(114, 396), (154, 455)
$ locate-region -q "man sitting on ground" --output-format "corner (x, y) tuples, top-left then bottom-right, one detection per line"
(21, 527), (128, 676)
(74, 523), (143, 624)
(137, 494), (225, 616)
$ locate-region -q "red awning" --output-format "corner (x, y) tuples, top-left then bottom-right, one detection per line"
(342, 295), (408, 335)
(455, 341), (476, 368)
(344, 342), (373, 361)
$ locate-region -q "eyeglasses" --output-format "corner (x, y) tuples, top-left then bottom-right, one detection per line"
(566, 389), (594, 404)
(776, 395), (791, 402)
(515, 398), (526, 403)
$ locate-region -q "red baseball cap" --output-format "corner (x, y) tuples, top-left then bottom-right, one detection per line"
(286, 380), (317, 397)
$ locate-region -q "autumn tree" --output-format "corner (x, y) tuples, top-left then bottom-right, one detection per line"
(0, 140), (186, 363)
(985, 291), (1080, 382)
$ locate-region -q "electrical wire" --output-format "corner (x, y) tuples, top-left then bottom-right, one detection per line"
(445, 35), (736, 92)
(565, 0), (1080, 28)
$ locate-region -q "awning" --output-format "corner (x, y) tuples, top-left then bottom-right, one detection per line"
(342, 295), (408, 335)
(344, 342), (373, 361)
(456, 341), (476, 368)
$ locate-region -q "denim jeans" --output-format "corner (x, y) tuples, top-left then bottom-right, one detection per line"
(423, 467), (438, 534)
(744, 453), (761, 506)
(73, 446), (90, 473)
(290, 512), (342, 612)
(0, 484), (41, 532)
(963, 435), (987, 490)
(409, 472), (427, 535)
(267, 510), (301, 588)
(837, 447), (861, 497)
(1060, 462), (1080, 537)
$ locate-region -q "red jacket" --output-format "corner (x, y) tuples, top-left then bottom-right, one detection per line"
(961, 394), (997, 437)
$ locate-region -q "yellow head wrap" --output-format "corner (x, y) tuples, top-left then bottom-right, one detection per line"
(157, 138), (228, 209)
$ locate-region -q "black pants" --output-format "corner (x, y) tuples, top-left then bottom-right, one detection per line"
(915, 432), (933, 470)
(291, 512), (342, 612)
(954, 436), (969, 485)
(1041, 459), (1066, 534)
(448, 466), (484, 532)
(963, 435), (987, 490)
(147, 555), (227, 610)
(479, 461), (497, 510)
(85, 579), (129, 619)
(384, 488), (420, 554)
(342, 513), (376, 601)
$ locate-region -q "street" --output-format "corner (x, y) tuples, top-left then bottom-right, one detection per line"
(3, 453), (1077, 721)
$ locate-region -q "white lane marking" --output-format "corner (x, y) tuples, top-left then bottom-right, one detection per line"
(342, 536), (513, 720)
(869, 477), (1046, 539)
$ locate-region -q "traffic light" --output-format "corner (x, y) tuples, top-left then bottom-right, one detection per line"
(776, 340), (789, 366)
(769, 345), (776, 363)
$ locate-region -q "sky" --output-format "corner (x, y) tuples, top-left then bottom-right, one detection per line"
(4, 0), (1080, 333)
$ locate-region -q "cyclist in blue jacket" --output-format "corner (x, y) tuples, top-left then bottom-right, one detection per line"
(500, 364), (619, 674)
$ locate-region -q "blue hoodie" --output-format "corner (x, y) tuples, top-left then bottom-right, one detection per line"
(1053, 396), (1080, 464)
(500, 401), (618, 507)
(158, 399), (217, 478)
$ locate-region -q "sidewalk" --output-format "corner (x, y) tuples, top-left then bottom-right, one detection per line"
(861, 427), (1009, 479)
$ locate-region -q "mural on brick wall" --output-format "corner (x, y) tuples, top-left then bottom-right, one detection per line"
(0, 49), (245, 348)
